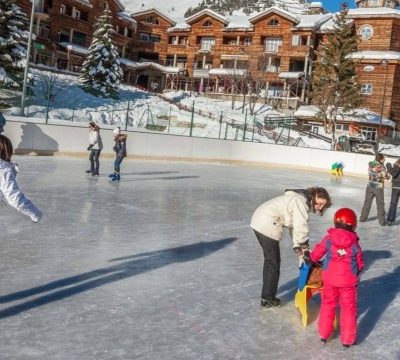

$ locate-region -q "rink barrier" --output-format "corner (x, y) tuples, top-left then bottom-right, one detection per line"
(4, 117), (392, 177)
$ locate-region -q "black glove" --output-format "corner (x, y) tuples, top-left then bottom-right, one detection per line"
(87, 144), (93, 151)
(386, 162), (392, 171)
(303, 250), (311, 265)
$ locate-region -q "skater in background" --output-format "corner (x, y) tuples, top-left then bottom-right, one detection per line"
(109, 133), (127, 182)
(310, 208), (364, 348)
(386, 159), (400, 225)
(250, 187), (332, 308)
(359, 154), (390, 226)
(0, 135), (42, 222)
(86, 122), (103, 176)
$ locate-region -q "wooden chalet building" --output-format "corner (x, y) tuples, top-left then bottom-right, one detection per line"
(13, 0), (400, 131)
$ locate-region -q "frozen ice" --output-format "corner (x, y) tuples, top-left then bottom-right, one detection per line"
(0, 156), (399, 359)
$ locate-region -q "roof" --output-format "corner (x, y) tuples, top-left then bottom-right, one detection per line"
(348, 7), (400, 19)
(117, 12), (136, 23)
(185, 9), (229, 25)
(350, 50), (400, 61)
(130, 8), (176, 25)
(249, 6), (300, 25)
(295, 105), (396, 128)
(295, 13), (332, 29)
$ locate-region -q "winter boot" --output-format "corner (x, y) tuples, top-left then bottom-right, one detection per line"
(109, 173), (115, 178)
(260, 297), (281, 308)
(86, 170), (92, 174)
(115, 173), (120, 181)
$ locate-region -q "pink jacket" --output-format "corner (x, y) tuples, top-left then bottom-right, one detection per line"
(310, 228), (364, 288)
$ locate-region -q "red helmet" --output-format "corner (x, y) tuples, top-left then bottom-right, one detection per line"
(334, 208), (357, 231)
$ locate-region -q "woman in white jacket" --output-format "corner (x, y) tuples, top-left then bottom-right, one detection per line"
(0, 135), (42, 222)
(86, 122), (103, 176)
(250, 187), (331, 308)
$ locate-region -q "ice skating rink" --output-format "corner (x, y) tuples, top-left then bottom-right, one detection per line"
(0, 156), (399, 360)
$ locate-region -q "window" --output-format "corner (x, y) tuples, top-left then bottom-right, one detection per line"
(71, 31), (86, 47)
(203, 20), (212, 27)
(58, 28), (70, 43)
(266, 58), (281, 73)
(336, 124), (350, 131)
(267, 18), (279, 26)
(200, 37), (215, 51)
(149, 35), (160, 43)
(243, 37), (252, 46)
(361, 84), (373, 94)
(72, 8), (80, 20)
(144, 16), (159, 24)
(368, 0), (380, 5)
(292, 35), (308, 46)
(139, 33), (149, 42)
(359, 25), (374, 40)
(265, 37), (282, 53)
(60, 4), (65, 14)
(169, 36), (178, 45)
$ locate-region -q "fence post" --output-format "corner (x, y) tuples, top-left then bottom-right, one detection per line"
(167, 106), (172, 133)
(45, 83), (51, 124)
(252, 115), (256, 142)
(243, 108), (248, 141)
(287, 117), (291, 146)
(189, 100), (195, 136)
(218, 111), (223, 139)
(224, 121), (229, 140)
(125, 99), (131, 131)
(111, 102), (115, 124)
(71, 95), (76, 122)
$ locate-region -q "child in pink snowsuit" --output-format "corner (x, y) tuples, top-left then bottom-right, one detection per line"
(310, 208), (364, 348)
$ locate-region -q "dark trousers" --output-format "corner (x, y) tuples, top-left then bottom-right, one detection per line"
(360, 185), (386, 225)
(254, 230), (281, 300)
(387, 188), (400, 222)
(89, 149), (101, 174)
(114, 156), (124, 173)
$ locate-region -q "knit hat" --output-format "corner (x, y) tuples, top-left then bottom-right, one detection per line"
(113, 127), (121, 135)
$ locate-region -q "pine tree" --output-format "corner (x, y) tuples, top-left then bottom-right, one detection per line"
(311, 3), (363, 148)
(0, 0), (28, 89)
(80, 9), (122, 98)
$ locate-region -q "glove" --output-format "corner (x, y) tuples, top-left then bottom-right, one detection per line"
(87, 144), (93, 151)
(31, 210), (43, 223)
(386, 163), (392, 171)
(294, 242), (311, 268)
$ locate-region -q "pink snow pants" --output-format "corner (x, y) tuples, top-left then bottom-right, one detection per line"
(318, 283), (357, 345)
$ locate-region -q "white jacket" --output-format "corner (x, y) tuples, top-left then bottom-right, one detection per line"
(0, 160), (42, 222)
(88, 130), (103, 150)
(250, 190), (311, 248)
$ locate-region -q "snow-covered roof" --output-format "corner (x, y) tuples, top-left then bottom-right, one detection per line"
(348, 7), (400, 19)
(117, 12), (136, 23)
(295, 105), (396, 128)
(249, 6), (300, 25)
(350, 50), (400, 61)
(185, 9), (229, 25)
(130, 8), (176, 25)
(209, 68), (247, 76)
(168, 17), (191, 31)
(59, 42), (88, 55)
(119, 60), (186, 74)
(278, 71), (304, 79)
(225, 15), (252, 30)
(295, 14), (332, 29)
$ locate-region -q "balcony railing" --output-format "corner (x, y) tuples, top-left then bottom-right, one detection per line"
(265, 45), (280, 53)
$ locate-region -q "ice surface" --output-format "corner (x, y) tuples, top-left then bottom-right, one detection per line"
(0, 156), (399, 359)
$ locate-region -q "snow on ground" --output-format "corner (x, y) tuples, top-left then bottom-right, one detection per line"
(4, 68), (399, 153)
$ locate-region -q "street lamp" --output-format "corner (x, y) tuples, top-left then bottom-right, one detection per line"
(376, 58), (389, 151)
(20, 0), (36, 116)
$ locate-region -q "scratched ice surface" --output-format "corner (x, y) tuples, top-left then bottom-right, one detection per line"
(0, 156), (399, 360)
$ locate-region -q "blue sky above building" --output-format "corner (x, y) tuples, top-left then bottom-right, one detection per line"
(321, 0), (356, 12)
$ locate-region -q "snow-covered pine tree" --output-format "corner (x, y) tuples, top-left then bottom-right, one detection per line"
(0, 0), (28, 89)
(311, 3), (363, 149)
(80, 8), (122, 98)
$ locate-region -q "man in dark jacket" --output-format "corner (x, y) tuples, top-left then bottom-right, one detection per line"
(360, 154), (390, 226)
(386, 159), (400, 224)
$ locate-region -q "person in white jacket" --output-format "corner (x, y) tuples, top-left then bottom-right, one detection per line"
(250, 187), (331, 308)
(86, 122), (103, 176)
(0, 135), (42, 222)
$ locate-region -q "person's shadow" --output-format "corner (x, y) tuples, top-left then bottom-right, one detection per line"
(16, 123), (58, 155)
(0, 237), (236, 318)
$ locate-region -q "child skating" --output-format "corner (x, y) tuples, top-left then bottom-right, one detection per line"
(310, 208), (364, 348)
(0, 135), (42, 222)
(109, 133), (127, 181)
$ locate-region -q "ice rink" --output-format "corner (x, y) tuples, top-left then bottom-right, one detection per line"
(0, 156), (399, 360)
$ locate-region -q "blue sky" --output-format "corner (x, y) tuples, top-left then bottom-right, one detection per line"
(321, 1), (357, 12)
